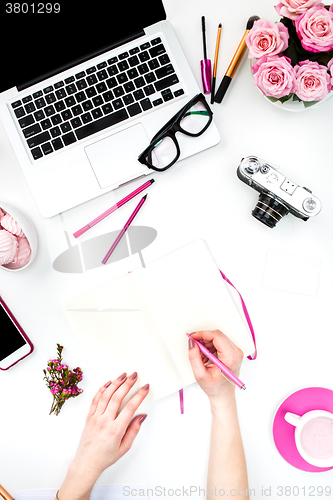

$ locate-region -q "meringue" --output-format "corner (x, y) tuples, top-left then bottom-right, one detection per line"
(0, 213), (24, 236)
(13, 236), (31, 266)
(0, 230), (18, 265)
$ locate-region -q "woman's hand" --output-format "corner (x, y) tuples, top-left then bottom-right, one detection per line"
(58, 372), (149, 500)
(187, 330), (244, 403)
(188, 331), (249, 497)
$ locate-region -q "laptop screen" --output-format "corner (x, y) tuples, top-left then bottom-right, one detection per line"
(1, 1), (166, 93)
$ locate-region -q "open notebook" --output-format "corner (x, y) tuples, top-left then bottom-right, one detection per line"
(63, 240), (255, 404)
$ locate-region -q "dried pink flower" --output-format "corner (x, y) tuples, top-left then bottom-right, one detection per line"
(43, 344), (83, 416)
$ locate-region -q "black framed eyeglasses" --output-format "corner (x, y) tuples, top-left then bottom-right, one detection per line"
(138, 93), (213, 172)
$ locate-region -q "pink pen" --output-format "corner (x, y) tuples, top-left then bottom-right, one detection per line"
(73, 179), (154, 238)
(102, 194), (147, 264)
(186, 333), (246, 390)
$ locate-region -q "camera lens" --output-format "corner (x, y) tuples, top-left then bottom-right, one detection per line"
(252, 193), (290, 228)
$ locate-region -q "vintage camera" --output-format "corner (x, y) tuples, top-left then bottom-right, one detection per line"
(237, 156), (321, 228)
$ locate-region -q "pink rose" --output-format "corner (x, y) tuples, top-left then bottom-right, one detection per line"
(328, 57), (333, 85)
(295, 5), (333, 52)
(246, 19), (289, 59)
(294, 60), (331, 100)
(252, 55), (296, 98)
(274, 0), (323, 20)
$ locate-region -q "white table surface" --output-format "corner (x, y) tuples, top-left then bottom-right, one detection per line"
(1, 0), (333, 498)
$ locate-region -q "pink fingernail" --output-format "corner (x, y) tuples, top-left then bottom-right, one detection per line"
(118, 372), (127, 381)
(104, 380), (112, 388)
(139, 415), (147, 425)
(129, 371), (137, 380)
(188, 338), (195, 349)
(142, 383), (149, 391)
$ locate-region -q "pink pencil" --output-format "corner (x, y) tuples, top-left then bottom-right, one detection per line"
(186, 333), (246, 390)
(102, 194), (148, 265)
(73, 179), (154, 238)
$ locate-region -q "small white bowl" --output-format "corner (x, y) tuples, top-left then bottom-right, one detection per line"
(0, 202), (38, 272)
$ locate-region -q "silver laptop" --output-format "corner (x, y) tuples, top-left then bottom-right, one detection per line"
(0, 2), (220, 217)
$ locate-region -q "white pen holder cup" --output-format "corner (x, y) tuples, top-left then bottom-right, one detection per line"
(284, 410), (333, 467)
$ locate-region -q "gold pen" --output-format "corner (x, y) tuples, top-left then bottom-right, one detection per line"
(0, 484), (14, 500)
(211, 23), (222, 104)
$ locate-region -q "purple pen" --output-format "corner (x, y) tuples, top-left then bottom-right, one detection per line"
(73, 179), (154, 238)
(187, 333), (246, 390)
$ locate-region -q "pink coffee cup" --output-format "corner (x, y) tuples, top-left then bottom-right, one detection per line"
(285, 410), (333, 468)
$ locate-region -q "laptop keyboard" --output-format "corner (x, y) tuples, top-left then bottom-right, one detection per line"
(9, 37), (184, 161)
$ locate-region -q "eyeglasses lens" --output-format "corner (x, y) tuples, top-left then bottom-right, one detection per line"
(144, 98), (211, 170)
(145, 136), (178, 169)
(179, 101), (210, 135)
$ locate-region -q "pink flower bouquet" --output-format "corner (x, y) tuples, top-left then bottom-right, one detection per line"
(43, 344), (83, 416)
(246, 2), (333, 106)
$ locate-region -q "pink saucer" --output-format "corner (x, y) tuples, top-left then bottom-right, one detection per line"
(273, 387), (333, 472)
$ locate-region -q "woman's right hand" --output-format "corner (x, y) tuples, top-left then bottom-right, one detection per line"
(188, 331), (250, 496)
(187, 330), (244, 403)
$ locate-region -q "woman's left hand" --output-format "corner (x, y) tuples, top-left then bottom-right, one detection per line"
(58, 372), (149, 500)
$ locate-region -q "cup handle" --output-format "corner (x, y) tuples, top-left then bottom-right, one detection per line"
(284, 412), (301, 427)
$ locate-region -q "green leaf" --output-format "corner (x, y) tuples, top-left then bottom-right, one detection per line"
(266, 93), (296, 104)
(279, 93), (293, 103)
(283, 38), (299, 66)
(266, 96), (279, 102)
(303, 100), (319, 108)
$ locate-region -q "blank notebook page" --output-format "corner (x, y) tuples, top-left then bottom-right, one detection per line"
(133, 239), (255, 384)
(64, 273), (185, 404)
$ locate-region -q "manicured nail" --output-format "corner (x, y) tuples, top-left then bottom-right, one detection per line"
(142, 383), (149, 391)
(139, 415), (147, 425)
(104, 380), (112, 388)
(118, 372), (127, 381)
(129, 371), (137, 380)
(188, 338), (195, 349)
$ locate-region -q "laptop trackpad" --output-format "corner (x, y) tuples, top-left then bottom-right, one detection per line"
(85, 123), (149, 189)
